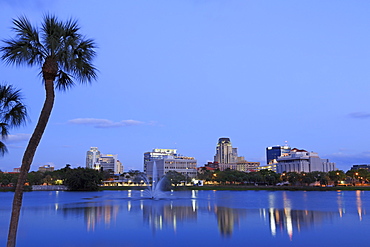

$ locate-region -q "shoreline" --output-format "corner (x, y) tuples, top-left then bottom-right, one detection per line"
(99, 185), (370, 192)
(2, 185), (370, 192)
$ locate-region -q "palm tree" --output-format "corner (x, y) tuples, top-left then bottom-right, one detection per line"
(0, 84), (27, 155)
(1, 15), (97, 247)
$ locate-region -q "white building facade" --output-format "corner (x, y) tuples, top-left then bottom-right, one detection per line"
(144, 149), (177, 174)
(86, 147), (123, 174)
(86, 147), (101, 170)
(144, 149), (197, 179)
(276, 148), (336, 174)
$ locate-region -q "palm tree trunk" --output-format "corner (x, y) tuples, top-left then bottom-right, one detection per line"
(7, 79), (55, 247)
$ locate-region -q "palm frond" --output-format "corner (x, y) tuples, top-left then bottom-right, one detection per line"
(56, 22), (97, 84)
(0, 141), (8, 156)
(63, 18), (81, 39)
(65, 38), (97, 83)
(55, 70), (75, 91)
(0, 84), (27, 133)
(0, 85), (22, 108)
(4, 103), (27, 127)
(0, 123), (9, 138)
(41, 15), (61, 56)
(1, 16), (45, 66)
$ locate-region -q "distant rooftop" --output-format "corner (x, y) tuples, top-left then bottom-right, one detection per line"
(218, 137), (231, 143)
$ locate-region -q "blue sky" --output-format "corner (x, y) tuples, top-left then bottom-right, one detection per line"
(1, 0), (370, 172)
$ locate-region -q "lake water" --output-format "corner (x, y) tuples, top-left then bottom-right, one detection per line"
(0, 190), (369, 247)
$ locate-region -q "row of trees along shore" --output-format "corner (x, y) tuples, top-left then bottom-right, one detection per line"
(0, 165), (105, 191)
(1, 167), (370, 190)
(197, 168), (369, 186)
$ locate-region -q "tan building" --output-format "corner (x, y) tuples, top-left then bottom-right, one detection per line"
(236, 158), (260, 172)
(38, 165), (54, 173)
(213, 137), (260, 172)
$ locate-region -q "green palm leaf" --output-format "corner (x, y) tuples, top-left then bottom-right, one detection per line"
(0, 84), (27, 154)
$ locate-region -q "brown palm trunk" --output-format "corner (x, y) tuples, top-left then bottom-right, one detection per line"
(7, 79), (55, 247)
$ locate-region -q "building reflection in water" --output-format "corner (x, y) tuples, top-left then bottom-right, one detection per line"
(336, 190), (366, 221)
(337, 191), (344, 217)
(356, 190), (365, 221)
(142, 202), (197, 232)
(141, 202), (247, 237)
(267, 207), (336, 240)
(267, 192), (336, 240)
(214, 206), (247, 237)
(58, 190), (367, 237)
(60, 203), (119, 232)
(85, 204), (119, 231)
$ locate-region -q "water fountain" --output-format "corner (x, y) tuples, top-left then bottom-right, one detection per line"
(142, 161), (167, 199)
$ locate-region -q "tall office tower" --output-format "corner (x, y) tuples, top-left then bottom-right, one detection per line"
(266, 145), (291, 165)
(86, 147), (101, 169)
(214, 137), (238, 164)
(86, 147), (123, 174)
(99, 154), (123, 174)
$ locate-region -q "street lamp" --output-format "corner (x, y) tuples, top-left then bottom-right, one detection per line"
(353, 172), (359, 186)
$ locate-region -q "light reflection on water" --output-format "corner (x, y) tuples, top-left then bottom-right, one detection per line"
(0, 190), (369, 247)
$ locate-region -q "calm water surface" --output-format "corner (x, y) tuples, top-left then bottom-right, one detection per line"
(0, 190), (369, 247)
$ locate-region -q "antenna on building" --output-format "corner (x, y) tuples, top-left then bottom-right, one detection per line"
(284, 141), (289, 147)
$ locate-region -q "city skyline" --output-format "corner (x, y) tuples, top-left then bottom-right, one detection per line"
(1, 1), (370, 172)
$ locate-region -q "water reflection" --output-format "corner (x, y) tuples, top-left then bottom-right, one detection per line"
(337, 191), (344, 217)
(215, 207), (246, 237)
(143, 203), (197, 232)
(268, 208), (335, 239)
(3, 190), (370, 247)
(60, 204), (120, 231)
(55, 190), (368, 239)
(85, 205), (119, 231)
(356, 190), (367, 221)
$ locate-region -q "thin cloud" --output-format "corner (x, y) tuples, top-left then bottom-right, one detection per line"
(325, 148), (370, 160)
(2, 133), (31, 143)
(67, 118), (145, 128)
(1, 0), (55, 9)
(348, 112), (370, 119)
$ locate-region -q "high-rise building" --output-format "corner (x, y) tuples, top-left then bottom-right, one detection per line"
(144, 148), (197, 179)
(86, 147), (123, 174)
(213, 137), (260, 172)
(276, 148), (336, 173)
(266, 145), (291, 165)
(86, 147), (101, 170)
(214, 138), (238, 164)
(99, 154), (123, 174)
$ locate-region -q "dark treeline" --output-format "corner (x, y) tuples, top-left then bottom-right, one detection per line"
(1, 167), (369, 190)
(197, 168), (370, 186)
(0, 165), (107, 191)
